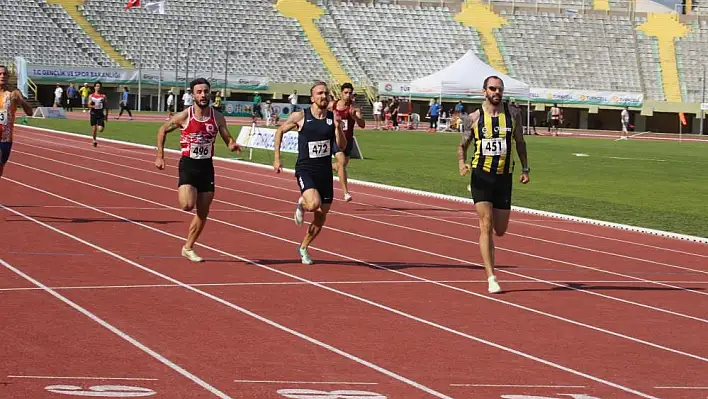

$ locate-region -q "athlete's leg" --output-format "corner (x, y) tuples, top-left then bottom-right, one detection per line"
(475, 201), (497, 280)
(492, 209), (511, 237)
(184, 191), (214, 252)
(0, 162), (4, 179)
(178, 184), (199, 211)
(334, 151), (351, 200)
(301, 202), (329, 248)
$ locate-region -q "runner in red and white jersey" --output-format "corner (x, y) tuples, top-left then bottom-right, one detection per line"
(329, 82), (365, 202)
(88, 82), (108, 147)
(155, 77), (241, 262)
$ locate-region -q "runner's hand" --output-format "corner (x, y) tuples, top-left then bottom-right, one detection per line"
(155, 157), (165, 170)
(228, 141), (242, 153)
(520, 172), (530, 184)
(273, 159), (283, 174)
(459, 161), (470, 176)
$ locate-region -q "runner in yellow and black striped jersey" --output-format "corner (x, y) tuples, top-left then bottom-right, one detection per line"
(457, 75), (530, 294)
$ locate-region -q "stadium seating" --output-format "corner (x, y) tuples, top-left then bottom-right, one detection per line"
(496, 10), (644, 94)
(79, 0), (329, 83)
(1, 0), (705, 105)
(0, 0), (99, 67)
(321, 1), (486, 83)
(676, 19), (708, 103)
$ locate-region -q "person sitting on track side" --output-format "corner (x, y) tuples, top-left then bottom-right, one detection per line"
(272, 81), (347, 265)
(155, 77), (242, 262)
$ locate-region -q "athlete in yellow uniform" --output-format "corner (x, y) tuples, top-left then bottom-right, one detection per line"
(0, 65), (33, 179)
(457, 75), (529, 294)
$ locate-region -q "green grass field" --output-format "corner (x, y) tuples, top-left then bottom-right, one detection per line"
(23, 118), (708, 238)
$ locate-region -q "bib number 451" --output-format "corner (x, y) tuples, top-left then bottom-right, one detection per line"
(482, 138), (506, 156)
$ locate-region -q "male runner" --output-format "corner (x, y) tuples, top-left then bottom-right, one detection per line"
(273, 81), (346, 265)
(0, 65), (33, 179)
(330, 83), (364, 202)
(457, 76), (530, 294)
(155, 78), (241, 262)
(88, 82), (108, 147)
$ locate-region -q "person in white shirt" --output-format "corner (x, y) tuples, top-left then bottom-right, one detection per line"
(182, 89), (194, 109)
(288, 90), (298, 112)
(620, 107), (629, 140)
(372, 96), (383, 130)
(54, 83), (63, 108)
(166, 91), (175, 120)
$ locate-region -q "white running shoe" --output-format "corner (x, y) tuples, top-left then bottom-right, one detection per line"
(181, 247), (203, 262)
(298, 246), (313, 265)
(294, 200), (304, 226)
(487, 275), (501, 294)
(344, 192), (352, 202)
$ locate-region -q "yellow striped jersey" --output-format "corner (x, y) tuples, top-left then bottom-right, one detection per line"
(471, 103), (515, 175)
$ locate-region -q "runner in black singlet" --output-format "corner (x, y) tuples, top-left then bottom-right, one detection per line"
(273, 81), (346, 265)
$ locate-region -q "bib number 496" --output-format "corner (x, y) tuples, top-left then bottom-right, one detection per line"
(190, 143), (212, 159)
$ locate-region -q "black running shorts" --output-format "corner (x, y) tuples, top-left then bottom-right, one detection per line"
(295, 169), (333, 204)
(90, 112), (105, 127)
(178, 156), (215, 193)
(470, 169), (513, 210)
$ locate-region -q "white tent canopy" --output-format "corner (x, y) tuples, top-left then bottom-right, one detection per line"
(409, 50), (530, 100)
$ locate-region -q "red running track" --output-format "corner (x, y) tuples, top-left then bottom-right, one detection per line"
(1, 126), (707, 399)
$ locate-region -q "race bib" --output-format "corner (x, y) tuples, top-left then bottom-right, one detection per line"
(0, 110), (7, 126)
(482, 138), (507, 156)
(342, 119), (349, 131)
(308, 139), (330, 159)
(190, 143), (212, 159)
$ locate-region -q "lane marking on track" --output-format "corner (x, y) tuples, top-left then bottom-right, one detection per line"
(235, 380), (378, 385)
(3, 178), (663, 398)
(0, 257), (232, 398)
(8, 375), (159, 381)
(0, 202), (454, 399)
(450, 384), (585, 388)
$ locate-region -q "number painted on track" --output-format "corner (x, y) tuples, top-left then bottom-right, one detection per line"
(276, 389), (387, 399)
(44, 384), (156, 397)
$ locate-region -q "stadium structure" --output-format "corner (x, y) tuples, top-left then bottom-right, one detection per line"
(0, 0), (706, 134)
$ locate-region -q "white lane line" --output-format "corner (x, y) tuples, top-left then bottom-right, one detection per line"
(9, 162), (708, 367)
(0, 202), (454, 399)
(20, 131), (708, 255)
(654, 386), (708, 389)
(234, 380), (377, 385)
(450, 384), (585, 388)
(12, 152), (708, 324)
(7, 375), (159, 381)
(4, 178), (663, 398)
(3, 280), (708, 293)
(0, 257), (232, 398)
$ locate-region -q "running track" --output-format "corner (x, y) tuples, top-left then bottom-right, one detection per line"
(1, 125), (707, 399)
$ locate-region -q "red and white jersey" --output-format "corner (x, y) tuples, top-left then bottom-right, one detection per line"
(180, 106), (219, 159)
(89, 93), (107, 111)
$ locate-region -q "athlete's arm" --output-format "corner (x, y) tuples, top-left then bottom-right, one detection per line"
(214, 111), (241, 153)
(457, 110), (478, 176)
(154, 110), (188, 170)
(511, 107), (530, 183)
(352, 107), (365, 128)
(334, 112), (347, 151)
(13, 90), (33, 116)
(273, 110), (303, 173)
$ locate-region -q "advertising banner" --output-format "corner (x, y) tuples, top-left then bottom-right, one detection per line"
(529, 88), (644, 107)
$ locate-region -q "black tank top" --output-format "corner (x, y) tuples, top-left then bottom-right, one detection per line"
(295, 107), (335, 172)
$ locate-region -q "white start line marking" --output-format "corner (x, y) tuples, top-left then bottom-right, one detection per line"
(44, 384), (156, 397)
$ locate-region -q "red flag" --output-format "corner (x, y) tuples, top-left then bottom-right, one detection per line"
(125, 0), (140, 10)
